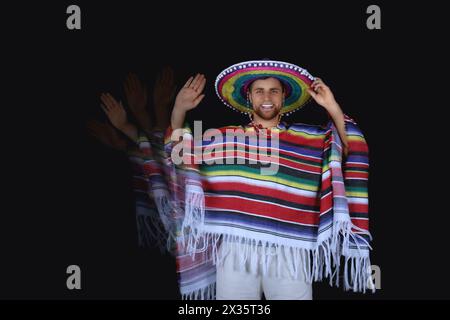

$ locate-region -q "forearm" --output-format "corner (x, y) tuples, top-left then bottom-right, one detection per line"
(326, 103), (349, 155)
(134, 112), (153, 134)
(117, 122), (138, 143)
(170, 107), (187, 130)
(154, 104), (171, 132)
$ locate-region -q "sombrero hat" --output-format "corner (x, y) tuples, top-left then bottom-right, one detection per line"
(215, 60), (315, 115)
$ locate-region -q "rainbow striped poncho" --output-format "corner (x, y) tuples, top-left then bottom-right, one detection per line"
(140, 114), (374, 299)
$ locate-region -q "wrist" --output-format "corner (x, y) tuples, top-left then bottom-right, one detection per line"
(325, 102), (342, 116)
(154, 119), (169, 130)
(117, 122), (133, 132)
(173, 104), (187, 115)
(171, 106), (187, 129)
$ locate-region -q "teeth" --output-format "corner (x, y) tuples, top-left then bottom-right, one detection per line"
(262, 104), (273, 108)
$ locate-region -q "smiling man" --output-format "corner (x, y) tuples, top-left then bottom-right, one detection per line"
(147, 59), (373, 300)
(249, 77), (284, 124)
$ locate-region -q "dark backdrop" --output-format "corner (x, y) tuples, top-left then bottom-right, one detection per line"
(2, 1), (448, 299)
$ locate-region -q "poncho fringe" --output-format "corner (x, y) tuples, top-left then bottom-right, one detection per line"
(139, 115), (374, 299)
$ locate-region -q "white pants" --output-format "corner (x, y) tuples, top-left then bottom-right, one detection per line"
(216, 241), (313, 300)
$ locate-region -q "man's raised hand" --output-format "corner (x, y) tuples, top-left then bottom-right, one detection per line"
(173, 73), (206, 112)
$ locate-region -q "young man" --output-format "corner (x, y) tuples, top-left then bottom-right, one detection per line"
(155, 59), (373, 299)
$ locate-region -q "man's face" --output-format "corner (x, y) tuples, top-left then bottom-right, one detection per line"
(248, 77), (284, 121)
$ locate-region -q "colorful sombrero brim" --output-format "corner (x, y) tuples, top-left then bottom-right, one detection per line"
(215, 60), (315, 115)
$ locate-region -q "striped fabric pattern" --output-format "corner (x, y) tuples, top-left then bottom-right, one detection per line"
(141, 114), (373, 299)
(127, 139), (170, 251)
(134, 131), (217, 299)
(201, 122), (333, 248)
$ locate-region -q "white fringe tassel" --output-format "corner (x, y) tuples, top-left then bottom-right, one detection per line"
(181, 183), (205, 253)
(179, 178), (375, 298)
(180, 222), (375, 299)
(182, 282), (216, 300)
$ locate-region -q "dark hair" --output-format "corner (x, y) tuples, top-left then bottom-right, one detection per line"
(248, 77), (285, 93)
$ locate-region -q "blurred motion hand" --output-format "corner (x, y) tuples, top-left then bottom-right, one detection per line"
(124, 73), (152, 132)
(100, 92), (138, 142)
(86, 119), (128, 152)
(100, 93), (128, 130)
(153, 66), (176, 130)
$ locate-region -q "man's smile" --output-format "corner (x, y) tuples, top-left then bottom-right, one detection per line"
(260, 103), (274, 111)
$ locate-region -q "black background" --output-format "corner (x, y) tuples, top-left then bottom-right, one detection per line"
(2, 1), (448, 300)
